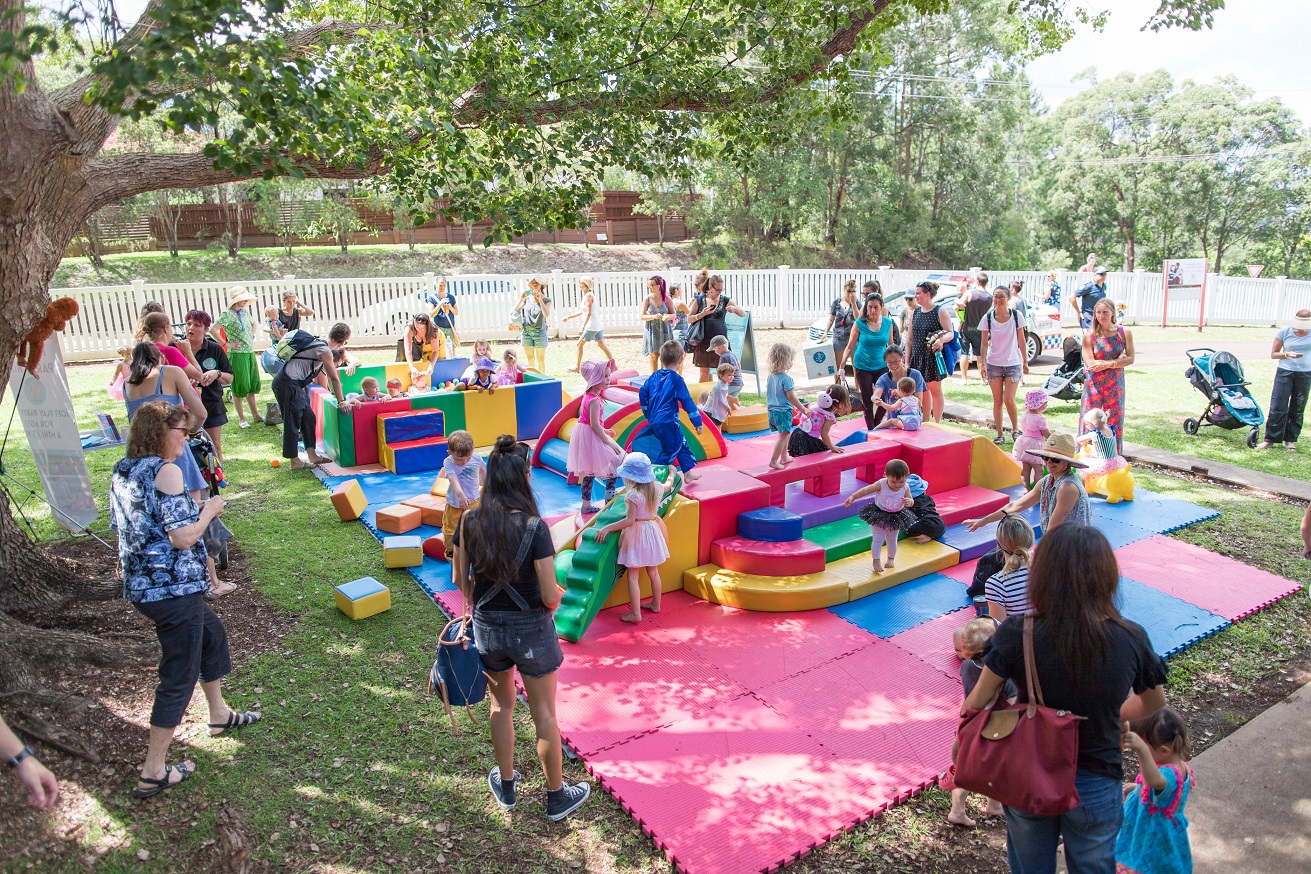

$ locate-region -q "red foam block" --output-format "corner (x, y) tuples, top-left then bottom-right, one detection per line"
(352, 398), (412, 466)
(742, 439), (900, 507)
(875, 427), (973, 494)
(422, 534), (446, 560)
(680, 466), (771, 566)
(932, 485), (1010, 528)
(709, 535), (827, 576)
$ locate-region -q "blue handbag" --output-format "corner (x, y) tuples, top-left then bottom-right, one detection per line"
(430, 614), (489, 729)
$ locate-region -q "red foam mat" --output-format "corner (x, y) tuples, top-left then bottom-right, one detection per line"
(1114, 535), (1303, 621)
(887, 608), (973, 680)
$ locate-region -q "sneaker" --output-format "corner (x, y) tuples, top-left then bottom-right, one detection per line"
(545, 781), (591, 821)
(488, 767), (522, 810)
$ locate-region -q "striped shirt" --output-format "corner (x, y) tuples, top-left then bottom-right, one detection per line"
(985, 567), (1031, 616)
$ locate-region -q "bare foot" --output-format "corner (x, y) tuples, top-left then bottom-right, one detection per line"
(647, 600), (661, 614)
(208, 581), (237, 598)
(871, 561), (884, 575)
(915, 535), (931, 544)
(619, 612), (641, 623)
(288, 458), (307, 469)
(780, 456), (794, 465)
(567, 367), (581, 373)
(684, 470), (701, 482)
(947, 809), (977, 828)
(885, 557), (896, 568)
(984, 800), (1004, 817)
(769, 462), (786, 470)
(306, 453), (328, 465)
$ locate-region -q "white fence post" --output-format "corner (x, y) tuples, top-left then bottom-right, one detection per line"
(777, 265), (791, 328)
(1273, 275), (1288, 325)
(1203, 273), (1219, 326)
(550, 268), (564, 338)
(130, 278), (146, 317)
(1130, 269), (1146, 326)
(878, 265), (892, 294)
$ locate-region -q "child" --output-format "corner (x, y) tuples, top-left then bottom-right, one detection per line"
(385, 377), (408, 399)
(669, 285), (690, 366)
(214, 285), (262, 428)
(946, 617), (1014, 827)
(698, 361), (741, 428)
(561, 277), (614, 371)
(789, 384), (851, 458)
(569, 360), (625, 515)
(766, 343), (806, 470)
(107, 347), (130, 400)
(637, 341), (703, 482)
(983, 514), (1034, 621)
(596, 452), (671, 623)
(360, 377), (384, 401)
(872, 377), (922, 431)
(461, 357), (497, 393)
(1078, 407), (1125, 474)
(459, 339), (494, 382)
(710, 335), (744, 397)
(845, 458), (917, 574)
(496, 349), (525, 386)
(1116, 707), (1194, 874)
(432, 430), (486, 561)
(1013, 390), (1052, 488)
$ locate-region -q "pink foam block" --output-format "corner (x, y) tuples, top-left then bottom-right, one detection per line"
(709, 535), (827, 576)
(742, 439), (901, 506)
(352, 398), (412, 466)
(874, 428), (973, 494)
(680, 466), (772, 566)
(932, 485), (1010, 528)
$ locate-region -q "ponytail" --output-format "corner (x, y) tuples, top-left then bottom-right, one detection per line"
(127, 341), (161, 386)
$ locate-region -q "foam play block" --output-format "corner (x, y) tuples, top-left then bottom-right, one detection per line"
(462, 384), (517, 446)
(377, 409), (445, 444)
(334, 576), (391, 619)
(375, 503), (422, 534)
(803, 516), (875, 562)
(388, 436), (449, 475)
(927, 423), (1023, 491)
(832, 539), (962, 600)
(422, 534), (446, 559)
(402, 493), (447, 527)
(683, 563), (850, 612)
(384, 362), (413, 392)
(537, 438), (571, 478)
(601, 494), (700, 609)
(681, 467), (772, 566)
(737, 506), (804, 542)
(329, 479), (368, 521)
(430, 356), (471, 387)
(931, 486), (1010, 528)
(352, 398), (412, 466)
(877, 427), (973, 495)
(319, 389), (341, 459)
(408, 390), (467, 436)
(743, 439), (901, 507)
(723, 403), (768, 434)
(514, 379), (564, 441)
(383, 535), (424, 568)
(711, 536), (827, 576)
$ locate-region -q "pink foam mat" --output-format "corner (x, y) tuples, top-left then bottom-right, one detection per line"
(940, 557), (978, 585)
(887, 609), (972, 680)
(1114, 535), (1302, 620)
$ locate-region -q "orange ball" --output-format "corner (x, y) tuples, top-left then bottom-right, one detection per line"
(270, 459), (281, 468)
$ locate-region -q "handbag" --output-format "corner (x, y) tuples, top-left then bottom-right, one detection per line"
(953, 615), (1085, 817)
(429, 613), (490, 730)
(839, 376), (863, 413)
(683, 294), (707, 351)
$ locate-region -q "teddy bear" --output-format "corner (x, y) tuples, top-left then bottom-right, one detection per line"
(15, 297), (79, 378)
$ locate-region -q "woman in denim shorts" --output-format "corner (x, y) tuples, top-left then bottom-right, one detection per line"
(977, 286), (1029, 445)
(451, 435), (590, 821)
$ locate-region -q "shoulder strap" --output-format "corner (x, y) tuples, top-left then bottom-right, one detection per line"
(473, 515), (540, 612)
(1023, 614), (1045, 712)
(154, 369), (166, 394)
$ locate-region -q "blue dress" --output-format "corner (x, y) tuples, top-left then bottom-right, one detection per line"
(125, 370), (208, 494)
(1115, 763), (1193, 874)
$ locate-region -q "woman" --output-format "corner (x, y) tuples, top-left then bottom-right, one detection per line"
(1256, 308), (1311, 451)
(141, 311), (201, 381)
(1009, 280), (1028, 318)
(513, 277), (553, 373)
(277, 290), (314, 333)
(1081, 298), (1134, 454)
(840, 293), (900, 428)
(872, 345), (925, 430)
(562, 277), (613, 371)
(109, 401), (260, 799)
(427, 277), (459, 352)
(183, 310), (234, 460)
(977, 286), (1029, 445)
(1043, 271), (1061, 307)
(906, 280), (955, 423)
(640, 276), (675, 372)
(824, 280), (860, 384)
(961, 524), (1167, 874)
(397, 312), (438, 390)
(687, 274), (745, 382)
(965, 433), (1091, 533)
(451, 435), (591, 821)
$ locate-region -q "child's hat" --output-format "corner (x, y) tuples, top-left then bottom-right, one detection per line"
(474, 356), (497, 371)
(615, 452), (656, 483)
(386, 377), (402, 387)
(1024, 390), (1048, 411)
(580, 359), (611, 390)
(905, 474), (928, 498)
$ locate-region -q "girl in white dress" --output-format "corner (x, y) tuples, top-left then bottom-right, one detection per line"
(596, 452), (672, 623)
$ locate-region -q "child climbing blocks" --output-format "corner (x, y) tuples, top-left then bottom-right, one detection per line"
(383, 535), (424, 568)
(330, 479), (367, 521)
(376, 503), (422, 534)
(334, 576), (391, 620)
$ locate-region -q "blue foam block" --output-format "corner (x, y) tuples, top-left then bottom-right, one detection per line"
(336, 576), (387, 600)
(429, 357), (471, 386)
(830, 573), (972, 638)
(530, 468), (583, 517)
(997, 484), (1047, 529)
(382, 410), (444, 444)
(514, 379), (564, 440)
(537, 438), (571, 476)
(838, 429), (873, 447)
(1090, 489), (1219, 535)
(392, 439), (449, 474)
(724, 428), (771, 442)
(1118, 576), (1230, 658)
(625, 374), (649, 388)
(737, 506), (805, 542)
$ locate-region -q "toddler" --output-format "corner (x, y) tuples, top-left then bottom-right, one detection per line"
(872, 377), (922, 431)
(1078, 407), (1125, 474)
(360, 377), (384, 401)
(385, 377), (408, 399)
(459, 339), (494, 382)
(107, 347), (130, 400)
(596, 452), (672, 623)
(789, 384), (851, 458)
(496, 349), (525, 386)
(568, 359), (624, 515)
(1012, 390), (1052, 488)
(946, 617), (1014, 827)
(698, 361), (740, 428)
(1116, 707), (1194, 874)
(845, 458), (917, 574)
(637, 341), (703, 481)
(461, 357), (497, 393)
(766, 343), (805, 470)
(710, 335), (744, 397)
(669, 285), (690, 365)
(432, 430), (486, 561)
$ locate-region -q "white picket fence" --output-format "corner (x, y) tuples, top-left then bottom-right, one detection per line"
(52, 267), (1311, 361)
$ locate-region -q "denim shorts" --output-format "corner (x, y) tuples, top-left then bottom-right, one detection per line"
(521, 327), (548, 349)
(987, 363), (1023, 383)
(582, 329), (604, 342)
(768, 408), (794, 433)
(473, 609), (564, 678)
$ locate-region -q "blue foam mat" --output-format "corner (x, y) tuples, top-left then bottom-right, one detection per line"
(1090, 491), (1219, 534)
(829, 573), (972, 638)
(724, 428), (771, 442)
(940, 522), (1012, 562)
(1118, 576), (1230, 658)
(1091, 517), (1156, 550)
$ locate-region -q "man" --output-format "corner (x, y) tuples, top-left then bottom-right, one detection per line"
(1071, 267), (1109, 333)
(272, 322), (354, 469)
(958, 272), (992, 383)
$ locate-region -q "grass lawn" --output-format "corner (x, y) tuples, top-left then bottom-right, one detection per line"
(1, 350), (1307, 872)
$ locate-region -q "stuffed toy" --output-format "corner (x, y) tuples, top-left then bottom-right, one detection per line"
(15, 297), (79, 378)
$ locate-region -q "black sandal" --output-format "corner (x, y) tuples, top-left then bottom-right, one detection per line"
(209, 710), (261, 736)
(135, 762), (194, 799)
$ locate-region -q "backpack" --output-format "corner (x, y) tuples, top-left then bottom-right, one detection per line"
(274, 329), (323, 361)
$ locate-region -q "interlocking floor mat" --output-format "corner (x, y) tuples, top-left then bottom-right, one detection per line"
(829, 573), (971, 639)
(1116, 576), (1231, 658)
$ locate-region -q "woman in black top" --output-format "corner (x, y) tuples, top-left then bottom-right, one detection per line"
(687, 274), (745, 382)
(962, 525), (1167, 874)
(451, 435), (590, 822)
(277, 291), (314, 332)
(824, 280), (860, 383)
(907, 280), (955, 423)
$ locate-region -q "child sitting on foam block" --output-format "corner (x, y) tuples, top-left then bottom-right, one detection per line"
(432, 430), (485, 561)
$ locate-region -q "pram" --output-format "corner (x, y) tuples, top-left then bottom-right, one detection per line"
(1042, 336), (1085, 401)
(1182, 348), (1265, 448)
(188, 429), (232, 570)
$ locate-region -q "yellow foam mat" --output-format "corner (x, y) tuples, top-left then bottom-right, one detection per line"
(462, 384), (517, 446)
(838, 538), (961, 599)
(683, 563), (849, 612)
(923, 421), (1022, 491)
(602, 495), (698, 609)
(723, 405), (768, 434)
(550, 513), (583, 552)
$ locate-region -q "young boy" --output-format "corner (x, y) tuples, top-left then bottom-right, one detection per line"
(214, 285), (262, 427)
(359, 377), (384, 401)
(638, 341), (703, 481)
(698, 361), (740, 428)
(709, 335), (744, 397)
(432, 430), (486, 561)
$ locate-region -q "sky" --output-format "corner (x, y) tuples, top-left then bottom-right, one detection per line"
(1025, 0), (1311, 125)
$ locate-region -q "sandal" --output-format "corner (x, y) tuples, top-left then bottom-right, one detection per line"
(993, 435), (1006, 446)
(209, 710), (261, 737)
(135, 762), (194, 799)
(206, 581), (237, 600)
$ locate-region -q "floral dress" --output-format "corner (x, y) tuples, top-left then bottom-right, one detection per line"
(642, 298), (673, 355)
(109, 456), (209, 603)
(1081, 326), (1126, 453)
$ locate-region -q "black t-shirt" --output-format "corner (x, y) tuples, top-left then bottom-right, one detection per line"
(194, 337), (232, 410)
(983, 615), (1167, 780)
(277, 308), (301, 332)
(451, 510), (554, 612)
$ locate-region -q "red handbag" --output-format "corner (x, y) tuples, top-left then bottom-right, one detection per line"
(953, 615), (1086, 816)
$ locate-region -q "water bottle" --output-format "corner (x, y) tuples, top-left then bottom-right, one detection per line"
(973, 595), (989, 618)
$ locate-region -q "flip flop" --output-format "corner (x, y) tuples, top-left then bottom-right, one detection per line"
(135, 762), (194, 799)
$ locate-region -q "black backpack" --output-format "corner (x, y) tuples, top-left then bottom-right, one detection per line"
(276, 330), (328, 387)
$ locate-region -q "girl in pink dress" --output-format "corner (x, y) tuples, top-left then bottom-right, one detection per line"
(596, 453), (672, 623)
(567, 359), (625, 515)
(1012, 390), (1053, 488)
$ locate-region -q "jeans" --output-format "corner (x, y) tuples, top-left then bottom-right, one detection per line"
(1265, 367), (1310, 445)
(1004, 770), (1122, 874)
(133, 593), (232, 729)
(272, 373), (315, 459)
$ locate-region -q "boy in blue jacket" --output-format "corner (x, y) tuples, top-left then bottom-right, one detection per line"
(638, 341), (703, 481)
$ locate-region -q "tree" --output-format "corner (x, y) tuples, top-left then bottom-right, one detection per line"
(308, 192), (371, 253)
(249, 179), (316, 253)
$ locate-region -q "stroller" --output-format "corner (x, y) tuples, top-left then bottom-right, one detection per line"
(1042, 336), (1085, 401)
(1182, 348), (1265, 448)
(188, 429), (232, 570)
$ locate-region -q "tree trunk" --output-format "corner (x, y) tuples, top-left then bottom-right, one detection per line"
(233, 189), (243, 256)
(464, 221), (474, 252)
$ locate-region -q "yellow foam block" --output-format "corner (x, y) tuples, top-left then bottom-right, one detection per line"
(429, 474), (449, 497)
(384, 362), (414, 392)
(558, 418), (579, 442)
(683, 379), (716, 399)
(330, 479), (368, 521)
(723, 404), (768, 434)
(549, 513), (584, 552)
(462, 383), (518, 446)
(838, 539), (961, 600)
(602, 495), (699, 609)
(924, 422), (1023, 491)
(383, 536), (424, 568)
(682, 563), (849, 612)
(401, 493), (446, 527)
(334, 577), (391, 620)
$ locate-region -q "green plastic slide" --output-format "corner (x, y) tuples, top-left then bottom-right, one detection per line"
(553, 466), (682, 643)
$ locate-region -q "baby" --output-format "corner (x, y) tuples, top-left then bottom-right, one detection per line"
(873, 377), (922, 431)
(386, 377), (408, 399)
(496, 349), (525, 386)
(360, 376), (384, 401)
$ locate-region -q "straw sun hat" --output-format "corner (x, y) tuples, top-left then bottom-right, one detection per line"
(1028, 433), (1088, 469)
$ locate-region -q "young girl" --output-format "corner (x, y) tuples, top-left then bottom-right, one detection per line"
(983, 514), (1035, 620)
(596, 452), (671, 623)
(460, 338), (494, 382)
(1116, 707), (1194, 874)
(669, 284), (690, 370)
(107, 347), (131, 400)
(845, 458), (918, 574)
(766, 343), (806, 470)
(496, 349), (525, 386)
(872, 377), (922, 431)
(789, 384), (851, 458)
(946, 617), (1012, 827)
(568, 360), (624, 515)
(1013, 390), (1052, 488)
(1078, 407), (1126, 474)
(461, 357), (497, 393)
(385, 377), (408, 399)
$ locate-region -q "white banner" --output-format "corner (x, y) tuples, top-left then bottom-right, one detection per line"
(7, 337), (98, 531)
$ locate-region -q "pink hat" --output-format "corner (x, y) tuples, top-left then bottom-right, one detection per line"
(580, 359), (611, 390)
(1025, 390), (1049, 411)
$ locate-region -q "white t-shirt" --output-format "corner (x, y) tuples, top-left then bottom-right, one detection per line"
(978, 309), (1023, 367)
(583, 292), (602, 333)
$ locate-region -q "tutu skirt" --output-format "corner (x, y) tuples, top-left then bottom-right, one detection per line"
(568, 424), (621, 478)
(618, 519), (670, 567)
(1082, 454), (1127, 475)
(1012, 433), (1046, 466)
(858, 504), (918, 531)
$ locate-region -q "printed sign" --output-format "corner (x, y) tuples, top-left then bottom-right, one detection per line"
(723, 310), (761, 394)
(1165, 258), (1206, 288)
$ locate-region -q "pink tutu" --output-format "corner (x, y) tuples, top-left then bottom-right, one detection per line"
(1012, 434), (1045, 466)
(567, 421), (621, 478)
(1082, 454), (1127, 475)
(617, 494), (670, 567)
